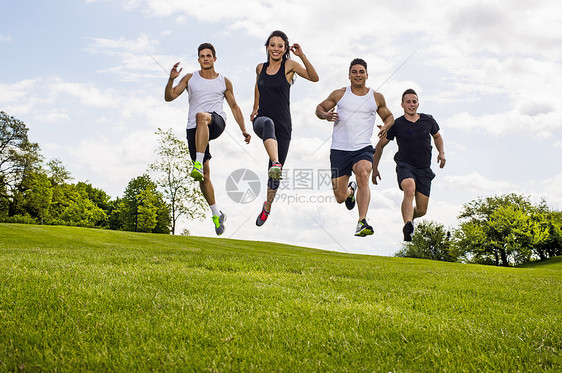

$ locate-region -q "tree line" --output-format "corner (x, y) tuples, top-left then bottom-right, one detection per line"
(0, 112), (206, 235)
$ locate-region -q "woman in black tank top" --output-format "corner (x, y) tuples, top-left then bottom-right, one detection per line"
(256, 59), (292, 141)
(251, 30), (319, 227)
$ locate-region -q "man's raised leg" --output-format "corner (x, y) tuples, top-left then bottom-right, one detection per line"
(191, 112), (212, 181)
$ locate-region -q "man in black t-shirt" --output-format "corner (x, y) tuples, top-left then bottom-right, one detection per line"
(372, 89), (446, 241)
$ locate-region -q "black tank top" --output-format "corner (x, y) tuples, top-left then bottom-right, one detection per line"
(257, 60), (292, 140)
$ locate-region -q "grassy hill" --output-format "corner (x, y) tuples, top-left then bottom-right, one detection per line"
(1, 223), (560, 372)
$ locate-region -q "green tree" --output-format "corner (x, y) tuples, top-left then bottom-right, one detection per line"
(59, 197), (107, 227)
(47, 182), (107, 227)
(149, 128), (206, 234)
(119, 174), (170, 233)
(454, 193), (559, 266)
(153, 199), (172, 234)
(21, 170), (53, 224)
(454, 221), (492, 264)
(46, 158), (73, 185)
(0, 112), (42, 194)
(0, 175), (8, 219)
(395, 220), (459, 262)
(530, 205), (562, 260)
(106, 197), (124, 231)
(488, 204), (534, 265)
(76, 181), (112, 226)
(42, 160), (108, 227)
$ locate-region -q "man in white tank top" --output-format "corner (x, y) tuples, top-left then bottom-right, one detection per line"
(316, 58), (394, 237)
(165, 43), (251, 235)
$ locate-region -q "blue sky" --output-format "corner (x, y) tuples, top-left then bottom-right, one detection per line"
(1, 0), (561, 256)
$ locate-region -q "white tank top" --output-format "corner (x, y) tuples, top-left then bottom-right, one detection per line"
(331, 86), (378, 151)
(186, 70), (227, 129)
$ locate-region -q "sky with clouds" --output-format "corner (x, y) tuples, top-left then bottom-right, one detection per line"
(1, 0), (561, 256)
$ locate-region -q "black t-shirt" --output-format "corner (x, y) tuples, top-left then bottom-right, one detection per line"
(386, 113), (440, 169)
(256, 60), (292, 140)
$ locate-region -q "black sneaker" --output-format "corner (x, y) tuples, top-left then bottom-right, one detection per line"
(354, 219), (374, 237)
(403, 221), (414, 241)
(345, 181), (356, 210)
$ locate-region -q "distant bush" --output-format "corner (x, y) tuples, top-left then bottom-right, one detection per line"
(1, 214), (37, 225)
(395, 220), (460, 262)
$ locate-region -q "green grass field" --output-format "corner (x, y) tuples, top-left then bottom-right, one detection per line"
(1, 223), (560, 372)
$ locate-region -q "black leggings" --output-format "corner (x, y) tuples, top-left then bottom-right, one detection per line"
(253, 116), (291, 190)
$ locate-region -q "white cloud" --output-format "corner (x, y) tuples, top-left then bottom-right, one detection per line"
(445, 109), (562, 139)
(435, 0), (561, 59)
(443, 172), (513, 194)
(531, 173), (562, 210)
(85, 35), (177, 81)
(0, 80), (36, 104)
(48, 79), (120, 108)
(86, 34), (157, 54)
(41, 111), (70, 123)
(0, 35), (12, 42)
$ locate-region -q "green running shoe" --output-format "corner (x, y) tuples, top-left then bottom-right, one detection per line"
(212, 211), (226, 236)
(268, 162), (283, 181)
(190, 161), (204, 181)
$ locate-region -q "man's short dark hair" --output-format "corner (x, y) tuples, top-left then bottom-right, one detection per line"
(349, 58), (367, 72)
(401, 88), (418, 102)
(198, 43), (216, 57)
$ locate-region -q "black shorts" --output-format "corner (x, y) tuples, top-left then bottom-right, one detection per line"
(186, 112), (225, 162)
(396, 162), (435, 197)
(330, 145), (375, 179)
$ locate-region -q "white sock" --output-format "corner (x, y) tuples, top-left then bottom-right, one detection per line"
(195, 152), (205, 164)
(209, 204), (220, 216)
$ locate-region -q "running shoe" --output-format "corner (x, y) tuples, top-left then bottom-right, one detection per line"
(212, 211), (226, 236)
(355, 219), (374, 237)
(268, 162), (283, 181)
(403, 221), (414, 242)
(345, 181), (357, 210)
(256, 202), (270, 227)
(190, 161), (204, 181)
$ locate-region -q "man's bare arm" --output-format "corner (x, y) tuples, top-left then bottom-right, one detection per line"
(372, 137), (390, 184)
(224, 77), (251, 144)
(315, 89), (345, 121)
(374, 91), (394, 138)
(164, 62), (191, 102)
